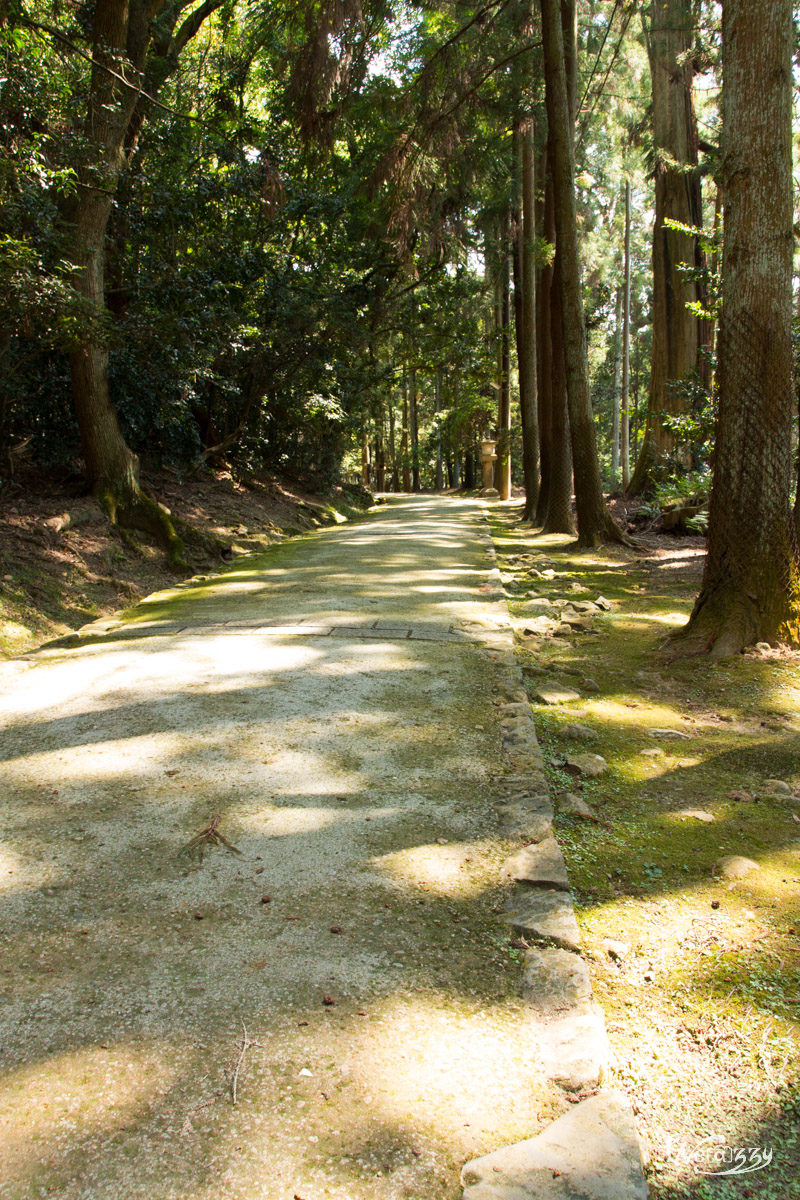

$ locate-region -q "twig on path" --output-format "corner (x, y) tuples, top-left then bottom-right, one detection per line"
(231, 1021), (261, 1104)
(181, 813), (244, 862)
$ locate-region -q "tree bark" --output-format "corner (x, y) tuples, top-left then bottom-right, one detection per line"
(535, 146), (554, 526)
(611, 285), (622, 478)
(409, 364), (420, 491)
(401, 377), (411, 492)
(541, 0), (628, 546)
(65, 0), (223, 563)
(628, 0), (703, 494)
(498, 213), (512, 501)
(621, 177), (632, 489)
(670, 0), (799, 656)
(434, 370), (444, 490)
(388, 394), (400, 491)
(543, 248), (576, 533)
(513, 118), (540, 520)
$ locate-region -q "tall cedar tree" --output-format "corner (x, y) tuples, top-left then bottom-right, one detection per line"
(627, 0), (704, 494)
(513, 117), (539, 520)
(670, 0), (800, 656)
(540, 0), (629, 546)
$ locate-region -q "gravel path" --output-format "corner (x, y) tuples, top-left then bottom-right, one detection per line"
(0, 497), (568, 1200)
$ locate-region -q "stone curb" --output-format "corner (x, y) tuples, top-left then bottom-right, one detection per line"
(460, 507), (650, 1200)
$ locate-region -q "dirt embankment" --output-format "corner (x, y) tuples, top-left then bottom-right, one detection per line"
(0, 466), (370, 658)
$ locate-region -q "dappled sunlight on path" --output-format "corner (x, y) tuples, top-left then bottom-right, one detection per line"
(0, 497), (565, 1200)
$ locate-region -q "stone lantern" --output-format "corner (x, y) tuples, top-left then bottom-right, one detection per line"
(480, 438), (497, 490)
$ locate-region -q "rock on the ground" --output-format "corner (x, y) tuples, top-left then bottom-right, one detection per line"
(536, 685), (582, 706)
(519, 598), (554, 615)
(649, 728), (691, 740)
(564, 753), (608, 779)
(763, 778), (793, 797)
(715, 855), (761, 880)
(461, 1090), (649, 1200)
(677, 809), (715, 823)
(523, 947), (592, 1016)
(556, 792), (594, 819)
(502, 889), (581, 952)
(581, 678), (601, 693)
(535, 1008), (609, 1093)
(505, 838), (569, 889)
(561, 723), (599, 742)
(560, 612), (595, 632)
(602, 938), (630, 962)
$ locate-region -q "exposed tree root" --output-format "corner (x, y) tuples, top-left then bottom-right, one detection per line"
(666, 585), (800, 659)
(97, 483), (188, 571)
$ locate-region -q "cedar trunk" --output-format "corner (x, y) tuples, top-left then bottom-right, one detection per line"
(513, 119), (540, 521)
(409, 365), (420, 492)
(628, 0), (703, 494)
(541, 0), (627, 546)
(670, 0), (799, 656)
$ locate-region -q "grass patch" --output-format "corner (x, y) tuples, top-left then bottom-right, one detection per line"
(487, 502), (800, 1200)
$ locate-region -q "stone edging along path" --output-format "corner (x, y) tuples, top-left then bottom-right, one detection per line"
(458, 512), (650, 1200)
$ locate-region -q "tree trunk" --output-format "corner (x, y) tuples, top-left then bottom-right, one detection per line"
(464, 449), (476, 490)
(434, 370), (444, 490)
(670, 0), (799, 656)
(535, 146), (554, 526)
(388, 393), (400, 492)
(64, 0), (222, 564)
(374, 406), (386, 492)
(409, 365), (420, 491)
(621, 177), (632, 490)
(541, 0), (628, 546)
(496, 211), (512, 501)
(361, 423), (371, 487)
(628, 0), (703, 494)
(611, 285), (622, 478)
(401, 379), (411, 492)
(513, 118), (540, 521)
(543, 249), (576, 533)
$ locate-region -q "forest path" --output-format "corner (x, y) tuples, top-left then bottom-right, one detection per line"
(0, 496), (573, 1200)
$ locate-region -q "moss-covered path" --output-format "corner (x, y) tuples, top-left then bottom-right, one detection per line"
(0, 497), (573, 1200)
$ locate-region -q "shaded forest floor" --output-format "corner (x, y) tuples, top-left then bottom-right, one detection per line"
(487, 502), (800, 1200)
(0, 466), (366, 659)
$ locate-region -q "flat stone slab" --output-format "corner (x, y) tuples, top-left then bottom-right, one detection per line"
(505, 839), (569, 889)
(461, 1090), (649, 1200)
(499, 807), (554, 841)
(536, 686), (582, 706)
(522, 947), (593, 1017)
(677, 808), (714, 822)
(648, 728), (691, 739)
(502, 889), (581, 952)
(535, 1007), (609, 1092)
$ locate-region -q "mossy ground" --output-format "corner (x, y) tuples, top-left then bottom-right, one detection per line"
(487, 502), (800, 1200)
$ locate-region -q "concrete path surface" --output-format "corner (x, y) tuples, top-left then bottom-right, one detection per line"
(0, 496), (648, 1200)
